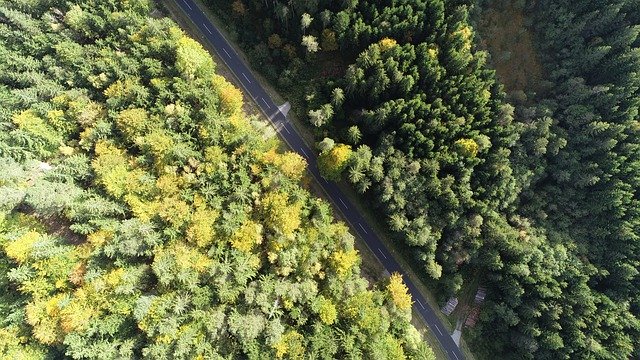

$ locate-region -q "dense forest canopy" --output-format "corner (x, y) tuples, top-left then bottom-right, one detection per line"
(211, 0), (640, 358)
(0, 0), (435, 358)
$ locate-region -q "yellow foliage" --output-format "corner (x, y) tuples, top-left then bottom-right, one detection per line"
(103, 268), (124, 288)
(279, 152), (307, 180)
(274, 331), (305, 359)
(230, 221), (263, 253)
(46, 109), (75, 135)
(25, 294), (66, 344)
(379, 37), (398, 51)
(175, 35), (215, 79)
(137, 130), (174, 170)
(203, 146), (227, 173)
(59, 295), (94, 334)
(12, 110), (62, 148)
(318, 143), (352, 181)
(103, 78), (139, 100)
(156, 173), (183, 197)
(387, 273), (412, 311)
(317, 297), (337, 325)
(115, 108), (150, 140)
(331, 249), (359, 277)
(157, 197), (191, 230)
(261, 192), (302, 236)
(212, 74), (243, 115)
(92, 141), (130, 198)
(454, 138), (479, 157)
(427, 46), (439, 59)
(0, 326), (46, 358)
(452, 25), (473, 53)
(187, 205), (219, 248)
(262, 148), (307, 180)
(5, 230), (40, 263)
(59, 145), (74, 156)
(125, 194), (159, 222)
(173, 243), (212, 273)
(344, 291), (384, 332)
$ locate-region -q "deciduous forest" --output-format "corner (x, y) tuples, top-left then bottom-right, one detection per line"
(211, 0), (640, 358)
(0, 0), (435, 359)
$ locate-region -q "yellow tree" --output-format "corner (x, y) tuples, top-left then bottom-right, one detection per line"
(317, 143), (352, 181)
(454, 138), (479, 158)
(212, 75), (244, 116)
(379, 37), (398, 51)
(92, 141), (131, 199)
(115, 108), (150, 140)
(386, 273), (412, 311)
(175, 35), (215, 80)
(331, 249), (359, 277)
(260, 192), (301, 237)
(230, 220), (263, 253)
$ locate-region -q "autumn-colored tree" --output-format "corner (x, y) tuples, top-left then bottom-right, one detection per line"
(318, 143), (352, 181)
(387, 273), (412, 311)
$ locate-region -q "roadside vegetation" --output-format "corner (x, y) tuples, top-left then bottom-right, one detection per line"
(0, 0), (436, 358)
(207, 0), (640, 358)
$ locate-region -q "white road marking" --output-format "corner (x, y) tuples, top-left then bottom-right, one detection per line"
(339, 198), (348, 209)
(203, 23), (212, 34)
(299, 148), (309, 158)
(416, 298), (425, 309)
(262, 98), (271, 108)
(358, 223), (368, 234)
(283, 125), (291, 134)
(242, 72), (251, 83)
(377, 248), (388, 259)
(435, 324), (443, 336)
(182, 0), (192, 10)
(452, 351), (460, 360)
(223, 48), (231, 58)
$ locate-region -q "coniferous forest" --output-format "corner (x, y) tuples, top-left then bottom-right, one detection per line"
(0, 0), (434, 359)
(0, 0), (638, 358)
(210, 0), (640, 358)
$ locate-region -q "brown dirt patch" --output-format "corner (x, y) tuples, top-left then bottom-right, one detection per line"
(477, 3), (544, 97)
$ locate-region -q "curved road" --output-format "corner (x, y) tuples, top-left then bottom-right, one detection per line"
(173, 1), (464, 359)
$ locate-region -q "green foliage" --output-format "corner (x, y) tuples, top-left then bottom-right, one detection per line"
(0, 1), (427, 358)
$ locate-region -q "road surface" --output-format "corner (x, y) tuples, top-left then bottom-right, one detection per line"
(173, 1), (465, 359)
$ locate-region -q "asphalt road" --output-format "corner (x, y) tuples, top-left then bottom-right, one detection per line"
(173, 1), (465, 359)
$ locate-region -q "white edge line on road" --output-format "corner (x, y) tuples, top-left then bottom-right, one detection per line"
(182, 0), (192, 10)
(416, 298), (425, 309)
(339, 198), (348, 209)
(435, 324), (443, 336)
(299, 148), (309, 158)
(223, 48), (231, 58)
(452, 351), (460, 360)
(202, 23), (212, 34)
(242, 72), (251, 83)
(377, 248), (388, 259)
(261, 98), (271, 108)
(358, 223), (368, 234)
(284, 125), (291, 134)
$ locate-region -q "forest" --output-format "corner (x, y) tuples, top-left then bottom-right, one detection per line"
(0, 0), (436, 358)
(210, 0), (640, 358)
